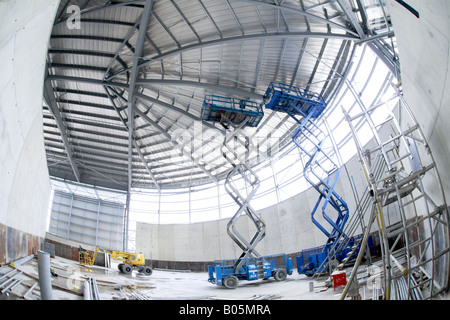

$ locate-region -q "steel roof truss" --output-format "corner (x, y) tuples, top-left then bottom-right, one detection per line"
(43, 78), (81, 182)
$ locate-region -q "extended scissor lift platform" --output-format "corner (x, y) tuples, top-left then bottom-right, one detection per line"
(201, 95), (264, 128)
(263, 82), (326, 118)
(264, 82), (351, 276)
(202, 94), (292, 288)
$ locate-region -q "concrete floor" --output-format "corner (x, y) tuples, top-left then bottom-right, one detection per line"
(0, 254), (347, 300)
(4, 254), (449, 302)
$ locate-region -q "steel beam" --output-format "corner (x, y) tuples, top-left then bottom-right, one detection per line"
(170, 0), (201, 42)
(197, 0), (222, 38)
(103, 15), (142, 81)
(232, 0), (359, 36)
(47, 74), (128, 89)
(135, 79), (262, 100)
(46, 75), (261, 117)
(53, 0), (146, 25)
(106, 31), (359, 80)
(103, 88), (220, 185)
(251, 39), (265, 92)
(103, 86), (161, 191)
(129, 21), (153, 189)
(136, 91), (197, 118)
(134, 108), (217, 183)
(336, 0), (366, 39)
(43, 78), (81, 182)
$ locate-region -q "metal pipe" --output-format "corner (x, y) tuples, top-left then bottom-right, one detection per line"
(91, 277), (100, 300)
(85, 277), (100, 300)
(402, 277), (409, 300)
(37, 250), (53, 300)
(410, 275), (424, 300)
(391, 280), (397, 300)
(0, 269), (18, 282)
(340, 205), (377, 299)
(23, 283), (37, 300)
(10, 254), (34, 268)
(10, 279), (22, 291)
(119, 287), (128, 300)
(83, 280), (92, 300)
(0, 271), (22, 289)
(2, 278), (22, 293)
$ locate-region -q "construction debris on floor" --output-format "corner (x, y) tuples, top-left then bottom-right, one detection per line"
(0, 253), (364, 300)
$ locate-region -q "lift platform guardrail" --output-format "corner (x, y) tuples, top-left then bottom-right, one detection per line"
(201, 95), (264, 128)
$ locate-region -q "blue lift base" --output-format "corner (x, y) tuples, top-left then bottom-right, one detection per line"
(297, 235), (374, 275)
(208, 253), (293, 289)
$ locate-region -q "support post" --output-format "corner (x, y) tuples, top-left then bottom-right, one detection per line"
(37, 250), (53, 300)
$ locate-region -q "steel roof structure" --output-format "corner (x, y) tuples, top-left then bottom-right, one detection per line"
(43, 0), (397, 192)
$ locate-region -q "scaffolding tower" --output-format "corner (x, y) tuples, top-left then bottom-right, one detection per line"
(340, 79), (449, 300)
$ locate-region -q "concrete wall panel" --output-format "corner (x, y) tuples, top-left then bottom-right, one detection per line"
(386, 0), (450, 200)
(0, 0), (59, 263)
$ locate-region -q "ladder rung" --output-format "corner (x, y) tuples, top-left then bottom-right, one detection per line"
(374, 116), (394, 129)
(389, 152), (412, 166)
(401, 193), (424, 207)
(382, 182), (417, 206)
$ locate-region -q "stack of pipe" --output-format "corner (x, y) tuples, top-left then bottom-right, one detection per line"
(0, 269), (23, 295)
(84, 277), (100, 300)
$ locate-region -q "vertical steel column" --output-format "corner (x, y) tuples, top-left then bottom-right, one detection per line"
(95, 200), (101, 247)
(124, 193), (131, 252)
(124, 0), (155, 251)
(67, 192), (74, 240)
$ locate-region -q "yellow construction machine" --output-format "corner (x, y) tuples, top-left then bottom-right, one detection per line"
(78, 246), (100, 266)
(78, 246), (152, 276)
(109, 250), (152, 276)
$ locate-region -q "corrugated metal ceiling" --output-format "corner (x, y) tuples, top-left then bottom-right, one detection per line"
(43, 0), (396, 191)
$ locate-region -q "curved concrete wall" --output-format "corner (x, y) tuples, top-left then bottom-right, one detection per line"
(0, 0), (59, 264)
(386, 0), (450, 199)
(135, 152), (367, 267)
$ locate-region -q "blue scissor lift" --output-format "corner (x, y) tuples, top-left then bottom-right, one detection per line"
(201, 95), (293, 289)
(264, 82), (351, 276)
